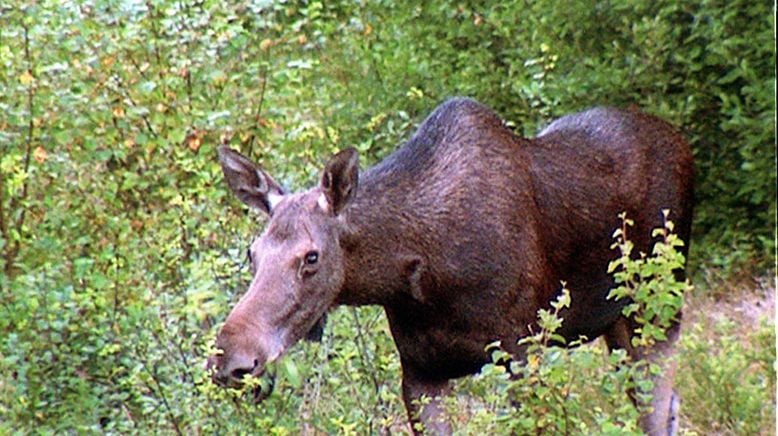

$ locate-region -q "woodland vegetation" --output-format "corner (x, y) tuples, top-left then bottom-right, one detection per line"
(1, 1), (774, 434)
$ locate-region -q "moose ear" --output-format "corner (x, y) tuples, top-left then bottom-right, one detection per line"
(319, 147), (359, 215)
(218, 146), (285, 215)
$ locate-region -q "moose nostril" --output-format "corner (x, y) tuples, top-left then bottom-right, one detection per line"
(229, 359), (259, 380)
(230, 367), (251, 379)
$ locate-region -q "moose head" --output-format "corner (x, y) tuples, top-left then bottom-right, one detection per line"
(208, 146), (359, 392)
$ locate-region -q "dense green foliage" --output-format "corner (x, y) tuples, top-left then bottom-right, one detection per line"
(1, 0), (774, 433)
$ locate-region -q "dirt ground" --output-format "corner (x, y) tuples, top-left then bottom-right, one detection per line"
(685, 272), (775, 330)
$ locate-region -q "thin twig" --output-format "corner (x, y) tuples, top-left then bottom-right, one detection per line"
(247, 63), (269, 156)
(4, 23), (36, 277)
(0, 172), (7, 257)
(141, 361), (184, 436)
(349, 308), (390, 433)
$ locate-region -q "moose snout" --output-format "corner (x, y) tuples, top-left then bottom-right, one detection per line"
(208, 350), (261, 387)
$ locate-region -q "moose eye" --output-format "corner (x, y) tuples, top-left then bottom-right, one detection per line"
(304, 251), (319, 265)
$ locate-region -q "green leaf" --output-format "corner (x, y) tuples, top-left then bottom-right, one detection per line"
(281, 358), (302, 388)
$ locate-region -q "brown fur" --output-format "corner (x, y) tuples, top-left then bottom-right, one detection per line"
(210, 98), (693, 435)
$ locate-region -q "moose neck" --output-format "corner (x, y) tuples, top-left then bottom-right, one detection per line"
(335, 165), (430, 307)
(335, 200), (410, 306)
(332, 98), (510, 308)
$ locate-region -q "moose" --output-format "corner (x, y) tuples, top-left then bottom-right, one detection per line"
(208, 98), (693, 435)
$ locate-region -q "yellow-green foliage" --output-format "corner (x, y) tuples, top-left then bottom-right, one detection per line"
(608, 211), (692, 347)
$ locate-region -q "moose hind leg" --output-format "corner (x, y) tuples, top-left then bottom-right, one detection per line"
(604, 316), (681, 436)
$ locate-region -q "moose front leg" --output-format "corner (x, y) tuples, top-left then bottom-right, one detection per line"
(401, 370), (452, 435)
(605, 316), (681, 436)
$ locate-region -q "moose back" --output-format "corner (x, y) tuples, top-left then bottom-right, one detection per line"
(208, 98), (693, 435)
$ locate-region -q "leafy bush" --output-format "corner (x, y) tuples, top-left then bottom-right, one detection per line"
(608, 211), (692, 348)
(0, 0), (773, 434)
(678, 316), (776, 435)
(676, 288), (776, 436)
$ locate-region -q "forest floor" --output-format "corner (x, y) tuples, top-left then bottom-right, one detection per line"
(689, 271), (774, 325)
